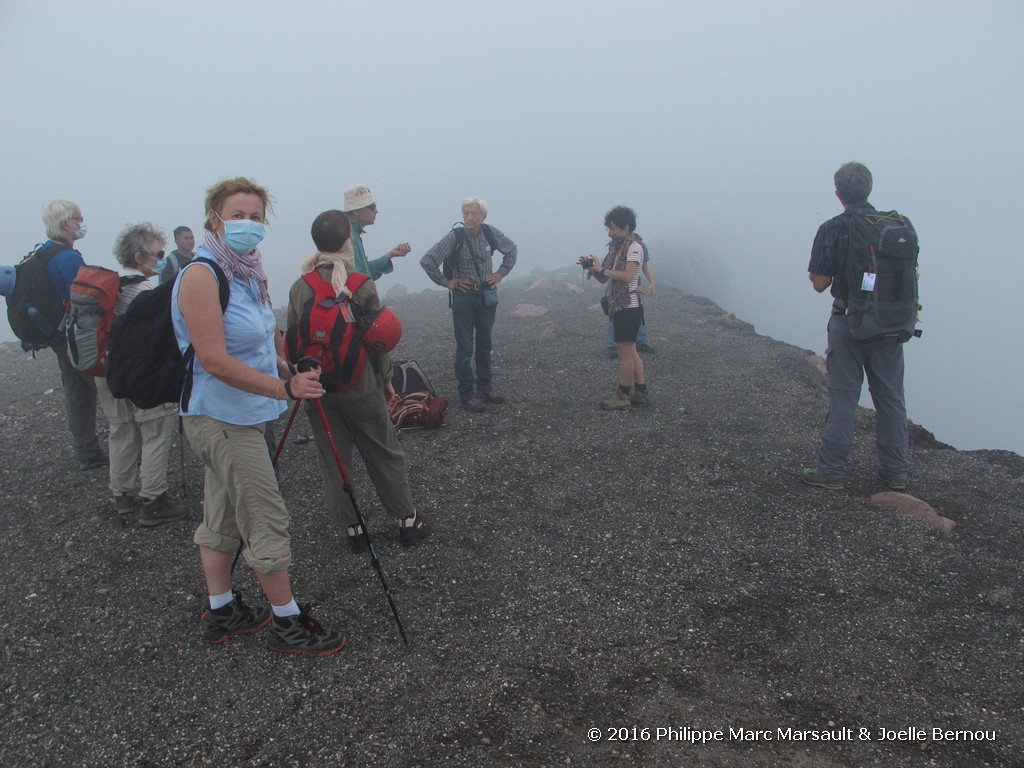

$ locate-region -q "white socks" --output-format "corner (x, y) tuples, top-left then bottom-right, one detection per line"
(271, 599), (300, 618)
(209, 590), (234, 611)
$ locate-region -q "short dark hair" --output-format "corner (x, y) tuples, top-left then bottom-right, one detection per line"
(834, 162), (873, 205)
(173, 226), (192, 239)
(311, 210), (352, 253)
(604, 205), (637, 233)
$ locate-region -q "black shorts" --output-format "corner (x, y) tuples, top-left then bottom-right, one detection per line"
(612, 305), (644, 343)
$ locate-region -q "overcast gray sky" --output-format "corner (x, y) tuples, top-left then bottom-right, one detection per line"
(2, 0), (1021, 454)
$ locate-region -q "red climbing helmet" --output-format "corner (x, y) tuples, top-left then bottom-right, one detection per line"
(362, 306), (402, 354)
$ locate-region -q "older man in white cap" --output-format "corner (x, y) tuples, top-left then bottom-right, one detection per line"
(341, 184), (411, 280)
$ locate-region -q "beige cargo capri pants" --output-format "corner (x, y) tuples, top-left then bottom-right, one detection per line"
(183, 415), (291, 574)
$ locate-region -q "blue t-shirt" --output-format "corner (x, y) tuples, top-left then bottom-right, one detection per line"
(44, 239), (85, 302)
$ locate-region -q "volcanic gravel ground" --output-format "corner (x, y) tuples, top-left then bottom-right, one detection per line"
(1, 273), (1021, 767)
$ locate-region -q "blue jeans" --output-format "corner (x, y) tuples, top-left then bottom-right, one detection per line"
(817, 314), (909, 480)
(451, 290), (497, 398)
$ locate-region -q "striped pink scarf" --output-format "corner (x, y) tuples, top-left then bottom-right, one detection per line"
(201, 230), (272, 306)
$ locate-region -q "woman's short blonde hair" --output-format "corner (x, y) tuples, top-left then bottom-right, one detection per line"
(204, 177), (274, 231)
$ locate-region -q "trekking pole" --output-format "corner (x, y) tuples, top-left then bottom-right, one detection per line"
(178, 416), (187, 498)
(272, 397), (303, 467)
(311, 396), (410, 646)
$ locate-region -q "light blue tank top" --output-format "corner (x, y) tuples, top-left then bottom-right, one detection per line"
(171, 252), (286, 425)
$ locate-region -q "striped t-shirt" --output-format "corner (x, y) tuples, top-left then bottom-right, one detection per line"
(115, 269), (157, 315)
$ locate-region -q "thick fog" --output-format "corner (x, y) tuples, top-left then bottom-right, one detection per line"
(2, 0), (1021, 454)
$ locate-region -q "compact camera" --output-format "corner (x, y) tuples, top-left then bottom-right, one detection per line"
(580, 256), (597, 269)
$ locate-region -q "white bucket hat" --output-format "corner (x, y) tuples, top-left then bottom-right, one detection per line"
(342, 184), (378, 212)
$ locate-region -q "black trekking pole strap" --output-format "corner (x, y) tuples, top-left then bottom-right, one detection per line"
(312, 398), (409, 646)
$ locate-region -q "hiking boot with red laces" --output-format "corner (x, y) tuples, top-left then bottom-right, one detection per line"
(399, 513), (431, 547)
(267, 605), (347, 657)
(201, 590), (271, 645)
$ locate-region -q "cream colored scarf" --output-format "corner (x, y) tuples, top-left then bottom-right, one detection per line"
(299, 241), (357, 297)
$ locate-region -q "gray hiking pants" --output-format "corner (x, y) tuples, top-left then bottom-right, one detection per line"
(816, 314), (909, 480)
(305, 388), (415, 528)
(53, 344), (105, 464)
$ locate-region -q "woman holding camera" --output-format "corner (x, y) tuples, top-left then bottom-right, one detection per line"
(578, 205), (649, 410)
(172, 177), (346, 656)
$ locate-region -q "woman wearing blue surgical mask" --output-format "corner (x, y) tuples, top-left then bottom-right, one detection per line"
(95, 222), (188, 527)
(171, 177), (346, 657)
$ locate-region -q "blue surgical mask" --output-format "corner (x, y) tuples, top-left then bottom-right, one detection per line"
(221, 218), (265, 255)
(152, 257), (168, 275)
(74, 222), (88, 240)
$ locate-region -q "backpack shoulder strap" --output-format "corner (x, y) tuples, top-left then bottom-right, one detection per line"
(119, 274), (148, 288)
(345, 271), (370, 294)
(481, 223), (499, 254)
(451, 223), (466, 255)
(302, 267), (336, 299)
(192, 256), (230, 312)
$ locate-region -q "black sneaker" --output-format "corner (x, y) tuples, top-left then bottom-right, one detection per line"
(138, 493), (188, 527)
(399, 514), (431, 547)
(201, 591), (271, 645)
(267, 605), (347, 656)
(347, 524), (369, 553)
(637, 343), (656, 355)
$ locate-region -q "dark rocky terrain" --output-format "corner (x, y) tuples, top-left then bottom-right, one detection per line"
(1, 273), (1021, 767)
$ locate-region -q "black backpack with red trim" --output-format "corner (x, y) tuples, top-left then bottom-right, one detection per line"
(286, 270), (371, 393)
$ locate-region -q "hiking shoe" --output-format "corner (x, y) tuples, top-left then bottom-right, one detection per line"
(637, 342), (656, 355)
(346, 524), (369, 553)
(113, 493), (136, 516)
(201, 590), (271, 645)
(478, 389), (505, 404)
(267, 605), (347, 657)
(629, 389), (649, 407)
(606, 349), (618, 359)
(138, 493), (188, 527)
(600, 392), (631, 410)
(80, 454), (109, 471)
(878, 471), (908, 491)
(461, 395), (487, 413)
(799, 468), (844, 490)
(399, 514), (431, 547)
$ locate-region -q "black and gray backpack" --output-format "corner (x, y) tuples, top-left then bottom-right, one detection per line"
(841, 209), (921, 343)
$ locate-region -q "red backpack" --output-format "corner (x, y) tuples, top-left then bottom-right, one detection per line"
(66, 266), (145, 376)
(286, 270), (371, 392)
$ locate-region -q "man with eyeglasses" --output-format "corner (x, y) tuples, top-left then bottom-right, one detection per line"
(340, 184), (411, 281)
(38, 200), (109, 470)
